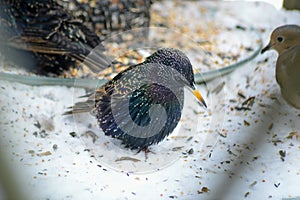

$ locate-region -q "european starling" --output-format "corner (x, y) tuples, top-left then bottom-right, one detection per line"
(261, 25), (300, 109)
(65, 48), (206, 149)
(0, 0), (106, 75)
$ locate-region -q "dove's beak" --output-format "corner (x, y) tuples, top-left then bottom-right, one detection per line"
(261, 42), (272, 54)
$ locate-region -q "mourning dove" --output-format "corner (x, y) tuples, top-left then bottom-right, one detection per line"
(261, 24), (300, 109)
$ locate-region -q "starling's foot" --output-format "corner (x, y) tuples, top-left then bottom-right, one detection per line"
(136, 146), (155, 160)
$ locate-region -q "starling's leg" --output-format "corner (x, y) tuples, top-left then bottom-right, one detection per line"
(137, 146), (150, 154)
(136, 146), (155, 159)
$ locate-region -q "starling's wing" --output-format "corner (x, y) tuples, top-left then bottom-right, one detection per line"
(97, 83), (163, 140)
(62, 63), (134, 116)
(98, 82), (183, 148)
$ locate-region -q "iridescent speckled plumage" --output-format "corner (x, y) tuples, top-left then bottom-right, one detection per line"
(65, 48), (206, 149)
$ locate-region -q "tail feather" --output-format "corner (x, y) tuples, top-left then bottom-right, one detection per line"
(64, 88), (106, 116)
(63, 101), (95, 115)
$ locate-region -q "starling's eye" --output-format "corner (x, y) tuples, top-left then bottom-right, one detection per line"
(172, 73), (182, 83)
(277, 36), (284, 42)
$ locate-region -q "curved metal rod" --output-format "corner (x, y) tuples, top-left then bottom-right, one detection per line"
(195, 28), (263, 83)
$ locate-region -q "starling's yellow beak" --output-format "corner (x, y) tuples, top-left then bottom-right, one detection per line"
(192, 89), (207, 108)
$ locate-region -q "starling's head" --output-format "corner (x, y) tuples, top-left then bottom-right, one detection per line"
(145, 48), (206, 107)
(261, 25), (300, 55)
(145, 48), (195, 87)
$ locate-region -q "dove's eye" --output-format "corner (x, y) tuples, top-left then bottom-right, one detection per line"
(277, 36), (284, 42)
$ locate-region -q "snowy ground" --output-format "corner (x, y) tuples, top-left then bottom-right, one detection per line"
(1, 1), (300, 200)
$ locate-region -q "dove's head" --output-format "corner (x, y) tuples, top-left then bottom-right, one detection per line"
(261, 24), (300, 55)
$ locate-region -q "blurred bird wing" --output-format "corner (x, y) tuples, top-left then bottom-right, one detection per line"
(7, 35), (70, 53)
(0, 3), (111, 73)
(6, 33), (111, 72)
